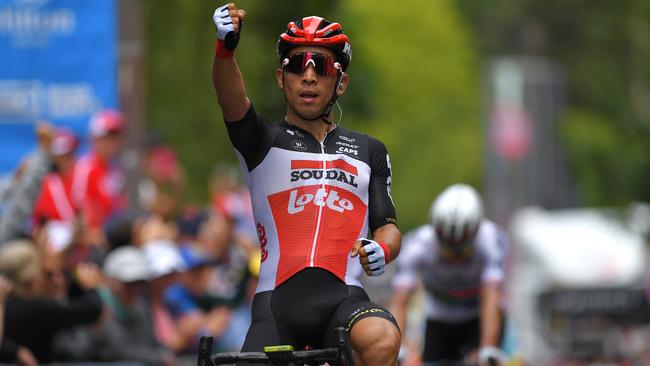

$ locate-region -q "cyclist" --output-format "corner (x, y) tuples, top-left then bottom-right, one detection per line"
(390, 184), (508, 366)
(211, 3), (401, 365)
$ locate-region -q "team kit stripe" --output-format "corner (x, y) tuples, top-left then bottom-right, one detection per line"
(290, 159), (359, 175)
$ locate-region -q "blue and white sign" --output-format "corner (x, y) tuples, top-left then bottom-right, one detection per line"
(0, 0), (117, 174)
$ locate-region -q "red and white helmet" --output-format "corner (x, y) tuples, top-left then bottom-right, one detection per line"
(277, 16), (352, 71)
(430, 184), (484, 252)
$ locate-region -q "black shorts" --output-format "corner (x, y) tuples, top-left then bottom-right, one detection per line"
(421, 318), (480, 362)
(240, 267), (399, 353)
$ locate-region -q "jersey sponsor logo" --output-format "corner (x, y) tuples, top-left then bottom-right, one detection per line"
(339, 135), (356, 143)
(286, 129), (305, 138)
(256, 223), (269, 262)
(290, 159), (359, 188)
(335, 141), (359, 149)
(287, 188), (353, 214)
(336, 146), (358, 156)
(291, 140), (308, 151)
(386, 154), (394, 204)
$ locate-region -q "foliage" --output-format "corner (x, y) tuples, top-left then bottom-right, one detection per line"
(340, 0), (481, 230)
(144, 0), (483, 231)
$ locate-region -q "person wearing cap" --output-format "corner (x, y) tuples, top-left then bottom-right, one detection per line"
(84, 245), (175, 366)
(164, 244), (233, 354)
(32, 128), (81, 252)
(142, 240), (199, 353)
(72, 109), (129, 243)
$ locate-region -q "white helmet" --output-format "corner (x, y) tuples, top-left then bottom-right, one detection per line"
(430, 184), (484, 254)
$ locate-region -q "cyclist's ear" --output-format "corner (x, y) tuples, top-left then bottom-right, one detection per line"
(275, 68), (284, 90)
(336, 73), (350, 96)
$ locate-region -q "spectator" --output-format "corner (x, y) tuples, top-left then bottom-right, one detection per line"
(32, 128), (80, 252)
(165, 244), (231, 354)
(0, 239), (103, 364)
(138, 132), (185, 219)
(0, 123), (54, 244)
(209, 163), (256, 242)
(88, 245), (175, 366)
(142, 240), (196, 353)
(195, 212), (253, 351)
(0, 275), (12, 348)
(73, 109), (128, 245)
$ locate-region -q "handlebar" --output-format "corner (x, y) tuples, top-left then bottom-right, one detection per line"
(198, 327), (353, 366)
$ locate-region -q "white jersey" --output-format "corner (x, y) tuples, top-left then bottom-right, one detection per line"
(392, 220), (507, 322)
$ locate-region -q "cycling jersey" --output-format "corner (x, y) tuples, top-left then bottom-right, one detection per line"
(225, 104), (397, 292)
(392, 220), (507, 322)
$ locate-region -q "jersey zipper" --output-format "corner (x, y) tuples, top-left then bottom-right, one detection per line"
(309, 140), (328, 267)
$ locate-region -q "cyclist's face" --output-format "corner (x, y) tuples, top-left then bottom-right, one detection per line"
(276, 46), (348, 120)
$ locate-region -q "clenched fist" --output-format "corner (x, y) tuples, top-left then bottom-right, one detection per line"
(212, 3), (246, 51)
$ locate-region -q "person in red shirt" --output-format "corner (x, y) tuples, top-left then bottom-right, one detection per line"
(32, 128), (80, 251)
(73, 110), (129, 244)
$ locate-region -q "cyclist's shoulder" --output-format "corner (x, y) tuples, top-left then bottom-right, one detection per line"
(333, 126), (386, 148)
(227, 102), (276, 127)
(403, 225), (435, 249)
(475, 219), (509, 252)
(406, 223), (433, 237)
(477, 219), (506, 238)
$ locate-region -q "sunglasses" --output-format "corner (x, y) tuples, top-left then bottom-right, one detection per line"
(282, 52), (341, 77)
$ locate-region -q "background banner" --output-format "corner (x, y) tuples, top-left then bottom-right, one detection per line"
(0, 0), (117, 174)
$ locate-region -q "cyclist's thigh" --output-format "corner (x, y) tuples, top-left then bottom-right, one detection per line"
(239, 291), (281, 352)
(455, 317), (480, 357)
(322, 285), (399, 347)
(422, 319), (476, 362)
(270, 268), (347, 347)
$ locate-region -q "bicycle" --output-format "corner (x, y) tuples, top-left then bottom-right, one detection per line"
(198, 327), (354, 366)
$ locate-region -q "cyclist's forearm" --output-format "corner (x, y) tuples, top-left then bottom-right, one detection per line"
(212, 56), (250, 121)
(479, 284), (502, 347)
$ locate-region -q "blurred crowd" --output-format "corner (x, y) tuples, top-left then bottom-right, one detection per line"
(2, 110), (649, 366)
(0, 110), (259, 366)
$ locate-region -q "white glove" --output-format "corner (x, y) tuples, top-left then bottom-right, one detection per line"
(360, 238), (388, 276)
(478, 346), (507, 366)
(212, 4), (241, 50)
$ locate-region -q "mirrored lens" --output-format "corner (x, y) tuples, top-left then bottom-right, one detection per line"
(284, 52), (337, 76)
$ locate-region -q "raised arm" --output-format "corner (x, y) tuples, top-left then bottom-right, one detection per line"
(211, 3), (250, 121)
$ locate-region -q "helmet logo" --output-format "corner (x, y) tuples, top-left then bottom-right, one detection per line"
(343, 42), (352, 59)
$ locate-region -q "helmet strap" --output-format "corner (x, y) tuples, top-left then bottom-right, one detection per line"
(318, 71), (344, 125)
